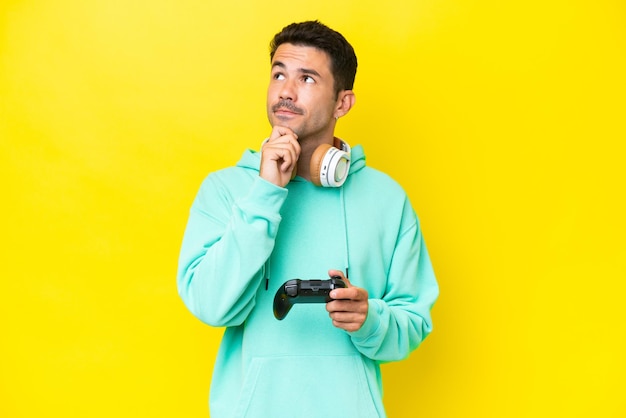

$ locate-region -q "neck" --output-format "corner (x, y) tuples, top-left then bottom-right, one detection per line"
(297, 134), (336, 181)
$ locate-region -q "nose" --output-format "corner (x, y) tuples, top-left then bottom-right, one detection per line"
(278, 78), (296, 101)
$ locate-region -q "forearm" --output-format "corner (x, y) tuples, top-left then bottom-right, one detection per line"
(349, 297), (436, 362)
(348, 223), (439, 362)
(177, 176), (287, 327)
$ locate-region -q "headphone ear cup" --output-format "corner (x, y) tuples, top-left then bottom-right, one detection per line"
(310, 143), (333, 187)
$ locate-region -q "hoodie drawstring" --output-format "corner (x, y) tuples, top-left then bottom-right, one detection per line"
(340, 184), (350, 279)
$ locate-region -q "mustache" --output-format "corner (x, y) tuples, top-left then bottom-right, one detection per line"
(272, 100), (304, 114)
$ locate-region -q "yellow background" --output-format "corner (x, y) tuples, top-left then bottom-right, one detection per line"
(1, 0), (624, 417)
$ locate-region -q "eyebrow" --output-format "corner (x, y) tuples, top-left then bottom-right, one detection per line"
(272, 61), (322, 78)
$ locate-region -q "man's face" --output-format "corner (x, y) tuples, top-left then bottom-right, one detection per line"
(267, 43), (339, 142)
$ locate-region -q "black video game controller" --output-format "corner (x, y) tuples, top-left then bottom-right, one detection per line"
(273, 276), (346, 320)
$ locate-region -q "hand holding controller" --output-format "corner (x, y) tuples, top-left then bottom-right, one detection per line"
(273, 276), (346, 320)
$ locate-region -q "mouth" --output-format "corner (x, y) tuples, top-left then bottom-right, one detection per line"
(272, 101), (304, 117)
(274, 110), (300, 119)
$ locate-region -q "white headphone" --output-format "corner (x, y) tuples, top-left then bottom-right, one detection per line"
(261, 137), (351, 187)
(310, 138), (351, 187)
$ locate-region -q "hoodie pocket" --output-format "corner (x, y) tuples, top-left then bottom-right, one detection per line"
(234, 355), (382, 418)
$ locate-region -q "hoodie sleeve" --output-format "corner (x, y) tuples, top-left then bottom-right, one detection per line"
(177, 173), (288, 327)
(348, 198), (439, 362)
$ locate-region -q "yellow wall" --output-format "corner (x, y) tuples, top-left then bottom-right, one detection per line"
(1, 1), (624, 416)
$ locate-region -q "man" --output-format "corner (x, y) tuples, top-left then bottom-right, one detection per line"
(177, 21), (438, 418)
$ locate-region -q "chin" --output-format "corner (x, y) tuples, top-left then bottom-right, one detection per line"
(271, 120), (300, 135)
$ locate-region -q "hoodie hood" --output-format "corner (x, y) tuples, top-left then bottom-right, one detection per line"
(237, 142), (367, 179)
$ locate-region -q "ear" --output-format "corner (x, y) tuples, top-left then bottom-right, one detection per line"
(334, 90), (356, 119)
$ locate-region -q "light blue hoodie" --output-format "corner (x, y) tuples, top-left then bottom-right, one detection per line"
(177, 143), (438, 418)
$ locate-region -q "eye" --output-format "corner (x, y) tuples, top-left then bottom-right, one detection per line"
(273, 73), (285, 80)
(303, 75), (315, 84)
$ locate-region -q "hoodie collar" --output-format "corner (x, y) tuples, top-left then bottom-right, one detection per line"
(237, 142), (366, 178)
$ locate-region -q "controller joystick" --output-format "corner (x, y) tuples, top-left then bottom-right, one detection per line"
(273, 276), (346, 320)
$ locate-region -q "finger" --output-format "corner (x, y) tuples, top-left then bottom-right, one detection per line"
(278, 147), (299, 173)
(264, 137), (300, 162)
(329, 312), (365, 332)
(328, 269), (349, 285)
(263, 141), (297, 165)
(330, 285), (363, 301)
(329, 310), (363, 323)
(269, 125), (298, 142)
(263, 138), (296, 151)
(327, 298), (367, 314)
(332, 321), (362, 333)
